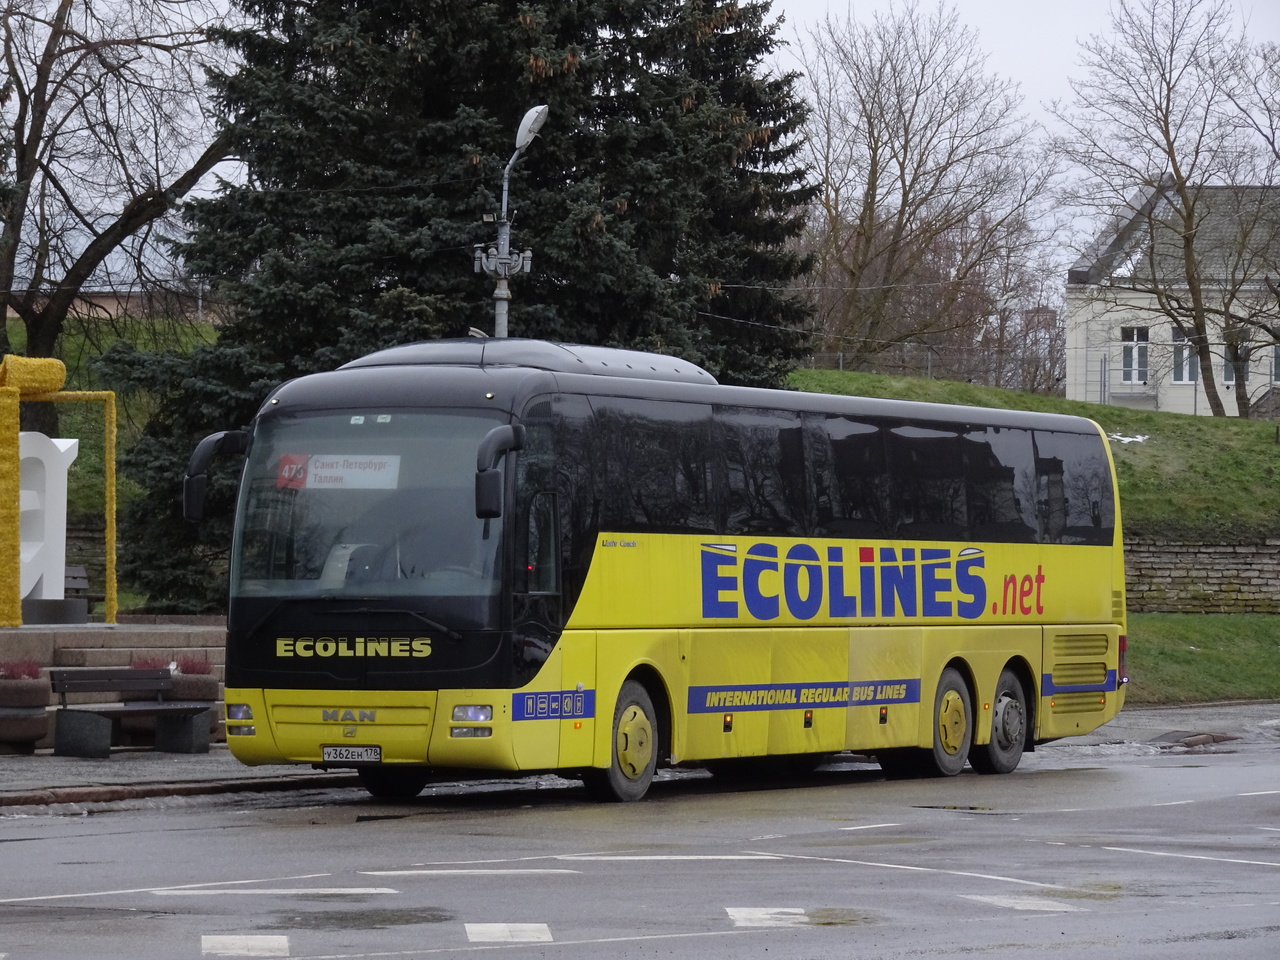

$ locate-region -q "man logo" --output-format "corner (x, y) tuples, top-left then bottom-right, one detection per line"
(323, 709), (376, 723)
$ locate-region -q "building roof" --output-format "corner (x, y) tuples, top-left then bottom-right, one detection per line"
(1068, 181), (1280, 288)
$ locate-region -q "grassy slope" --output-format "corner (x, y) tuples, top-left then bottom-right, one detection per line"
(1127, 613), (1280, 704)
(790, 368), (1280, 542)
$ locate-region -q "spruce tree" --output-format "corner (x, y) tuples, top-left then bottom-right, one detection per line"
(102, 0), (814, 610)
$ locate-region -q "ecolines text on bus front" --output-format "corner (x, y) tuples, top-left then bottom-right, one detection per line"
(700, 542), (992, 622)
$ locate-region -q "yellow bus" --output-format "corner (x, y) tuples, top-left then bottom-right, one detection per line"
(185, 339), (1128, 801)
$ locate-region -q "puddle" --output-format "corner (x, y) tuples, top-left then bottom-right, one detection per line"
(267, 907), (454, 930)
(807, 907), (876, 926)
(913, 804), (995, 811)
(1056, 885), (1125, 901)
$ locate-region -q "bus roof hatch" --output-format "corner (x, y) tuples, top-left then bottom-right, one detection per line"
(340, 338), (718, 385)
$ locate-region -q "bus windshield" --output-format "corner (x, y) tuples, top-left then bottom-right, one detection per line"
(231, 410), (506, 601)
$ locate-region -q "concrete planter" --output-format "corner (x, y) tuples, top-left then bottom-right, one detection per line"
(169, 673), (220, 702)
(0, 678), (52, 754)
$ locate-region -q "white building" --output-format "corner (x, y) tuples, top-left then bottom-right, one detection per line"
(1065, 182), (1280, 417)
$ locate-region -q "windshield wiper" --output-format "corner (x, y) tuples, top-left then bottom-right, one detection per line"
(318, 605), (464, 642)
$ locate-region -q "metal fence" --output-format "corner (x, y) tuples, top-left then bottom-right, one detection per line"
(802, 343), (1065, 395)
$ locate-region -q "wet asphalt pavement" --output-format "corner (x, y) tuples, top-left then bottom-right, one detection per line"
(0, 701), (1276, 810)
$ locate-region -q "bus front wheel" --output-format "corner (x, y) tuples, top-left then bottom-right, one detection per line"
(970, 669), (1027, 775)
(357, 766), (430, 800)
(585, 680), (658, 802)
(926, 666), (973, 777)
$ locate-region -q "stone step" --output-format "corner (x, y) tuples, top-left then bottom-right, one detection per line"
(53, 648), (226, 676)
(14, 627), (227, 650)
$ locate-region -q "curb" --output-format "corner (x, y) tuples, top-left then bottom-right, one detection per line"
(0, 772), (361, 809)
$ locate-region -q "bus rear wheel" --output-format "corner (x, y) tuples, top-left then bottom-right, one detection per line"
(970, 668), (1027, 775)
(357, 766), (430, 800)
(584, 680), (657, 802)
(925, 666), (973, 777)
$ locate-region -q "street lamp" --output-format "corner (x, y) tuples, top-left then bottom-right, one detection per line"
(474, 105), (549, 338)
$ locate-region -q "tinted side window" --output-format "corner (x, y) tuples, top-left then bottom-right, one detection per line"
(963, 426), (1038, 543)
(885, 423), (967, 540)
(810, 414), (889, 538)
(591, 396), (714, 534)
(1032, 430), (1115, 545)
(552, 394), (598, 606)
(714, 406), (806, 537)
(516, 399), (557, 596)
(519, 394), (598, 612)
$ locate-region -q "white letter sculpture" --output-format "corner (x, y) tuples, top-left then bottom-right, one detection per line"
(19, 433), (79, 600)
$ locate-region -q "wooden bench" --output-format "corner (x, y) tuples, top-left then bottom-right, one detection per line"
(48, 668), (216, 759)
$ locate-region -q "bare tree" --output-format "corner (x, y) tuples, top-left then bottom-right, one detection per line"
(796, 1), (1058, 371)
(1, 0), (231, 367)
(969, 252), (1068, 396)
(1235, 42), (1280, 161)
(1054, 0), (1280, 418)
(1233, 41), (1280, 311)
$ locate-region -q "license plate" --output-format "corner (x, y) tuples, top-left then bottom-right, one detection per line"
(322, 745), (382, 763)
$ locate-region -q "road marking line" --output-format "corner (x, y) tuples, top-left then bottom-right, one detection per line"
(465, 923), (552, 943)
(286, 929), (756, 959)
(405, 852), (619, 866)
(1103, 846), (1280, 868)
(558, 855), (781, 861)
(960, 894), (1087, 912)
(0, 874), (332, 904)
(1259, 828), (1280, 833)
(749, 851), (1065, 889)
(159, 888), (397, 896)
(839, 823), (901, 831)
(1153, 800), (1196, 806)
(726, 907), (808, 927)
(361, 869), (578, 876)
(202, 935), (290, 957)
(1241, 791), (1280, 796)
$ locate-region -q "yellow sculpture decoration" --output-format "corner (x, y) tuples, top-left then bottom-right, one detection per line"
(0, 355), (117, 626)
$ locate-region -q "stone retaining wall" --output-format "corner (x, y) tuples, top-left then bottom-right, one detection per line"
(1125, 540), (1280, 613)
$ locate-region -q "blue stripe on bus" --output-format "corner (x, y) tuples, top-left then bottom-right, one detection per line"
(1040, 670), (1118, 695)
(687, 679), (920, 714)
(512, 690), (597, 721)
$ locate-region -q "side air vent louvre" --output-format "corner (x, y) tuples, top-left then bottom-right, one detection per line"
(1053, 634), (1109, 658)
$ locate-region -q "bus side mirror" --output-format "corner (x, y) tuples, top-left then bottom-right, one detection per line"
(183, 430), (249, 522)
(475, 424), (525, 519)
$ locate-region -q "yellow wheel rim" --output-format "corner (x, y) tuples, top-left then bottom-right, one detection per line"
(937, 689), (968, 756)
(616, 703), (654, 780)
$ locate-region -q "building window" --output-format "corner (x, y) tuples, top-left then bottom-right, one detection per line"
(1121, 327), (1148, 383)
(1273, 344), (1280, 383)
(1172, 328), (1198, 383)
(1224, 355), (1248, 384)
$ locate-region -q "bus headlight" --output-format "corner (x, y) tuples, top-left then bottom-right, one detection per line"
(451, 727), (493, 738)
(451, 705), (493, 722)
(226, 703), (255, 736)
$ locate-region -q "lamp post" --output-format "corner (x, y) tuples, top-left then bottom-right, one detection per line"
(474, 105), (549, 338)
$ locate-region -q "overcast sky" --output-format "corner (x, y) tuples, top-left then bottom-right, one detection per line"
(770, 1), (1280, 122)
